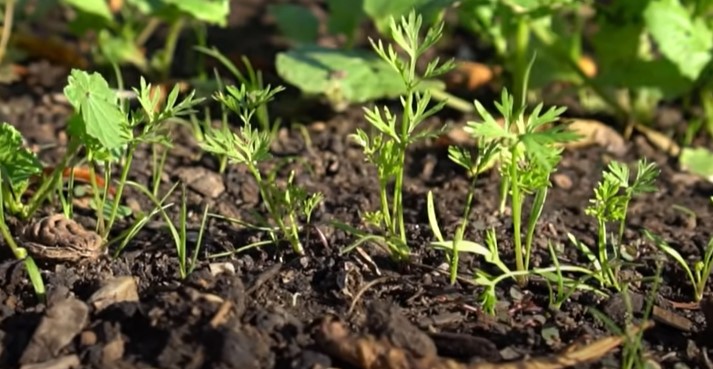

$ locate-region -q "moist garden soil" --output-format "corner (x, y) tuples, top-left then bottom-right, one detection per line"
(2, 2), (713, 369)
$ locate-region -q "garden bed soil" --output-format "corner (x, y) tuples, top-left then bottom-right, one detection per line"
(2, 2), (713, 369)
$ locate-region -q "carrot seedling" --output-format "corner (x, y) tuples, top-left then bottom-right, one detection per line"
(200, 84), (323, 255)
(466, 88), (579, 284)
(337, 10), (455, 261)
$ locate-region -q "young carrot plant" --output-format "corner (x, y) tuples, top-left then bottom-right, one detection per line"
(570, 159), (659, 290)
(200, 83), (323, 255)
(427, 140), (499, 284)
(466, 88), (579, 283)
(341, 10), (455, 261)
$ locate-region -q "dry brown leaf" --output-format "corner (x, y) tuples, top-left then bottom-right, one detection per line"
(110, 0), (123, 13)
(11, 32), (89, 69)
(445, 61), (499, 91)
(634, 123), (680, 156)
(564, 118), (627, 156)
(578, 55), (597, 78)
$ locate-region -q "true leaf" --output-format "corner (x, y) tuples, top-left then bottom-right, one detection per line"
(64, 69), (131, 151)
(270, 4), (319, 44)
(0, 123), (42, 194)
(276, 45), (407, 104)
(62, 0), (113, 21)
(644, 0), (713, 81)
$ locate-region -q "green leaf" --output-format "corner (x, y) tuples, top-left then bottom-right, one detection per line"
(276, 45), (406, 104)
(62, 0), (113, 21)
(63, 69), (131, 150)
(0, 123), (42, 193)
(327, 0), (365, 38)
(163, 0), (229, 26)
(363, 0), (456, 33)
(644, 0), (713, 81)
(680, 147), (713, 182)
(270, 4), (319, 44)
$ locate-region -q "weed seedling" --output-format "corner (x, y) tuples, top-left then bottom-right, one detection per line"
(466, 88), (579, 283)
(644, 209), (713, 302)
(200, 84), (322, 255)
(0, 123), (45, 299)
(572, 159), (659, 290)
(339, 10), (455, 260)
(61, 71), (202, 240)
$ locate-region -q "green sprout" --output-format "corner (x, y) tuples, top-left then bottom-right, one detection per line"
(200, 83), (322, 255)
(339, 10), (455, 261)
(0, 123), (45, 300)
(427, 140), (498, 284)
(466, 88), (579, 284)
(644, 214), (713, 302)
(573, 159), (659, 290)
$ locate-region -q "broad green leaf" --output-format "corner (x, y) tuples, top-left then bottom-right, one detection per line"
(0, 123), (42, 193)
(592, 19), (693, 99)
(64, 69), (131, 151)
(98, 30), (148, 71)
(679, 147), (713, 182)
(644, 0), (713, 81)
(270, 4), (319, 44)
(327, 0), (365, 38)
(163, 0), (229, 26)
(363, 0), (456, 33)
(62, 0), (113, 21)
(276, 45), (406, 104)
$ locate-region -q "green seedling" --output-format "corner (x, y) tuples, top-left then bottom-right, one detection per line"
(61, 0), (229, 79)
(196, 46), (280, 135)
(129, 181), (209, 279)
(574, 159), (659, 290)
(589, 263), (662, 369)
(644, 222), (713, 302)
(200, 84), (322, 255)
(439, 228), (599, 315)
(539, 242), (602, 310)
(0, 123), (45, 300)
(467, 88), (579, 283)
(427, 139), (498, 284)
(338, 10), (455, 261)
(60, 70), (202, 240)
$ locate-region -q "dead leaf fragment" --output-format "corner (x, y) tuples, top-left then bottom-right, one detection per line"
(88, 276), (139, 312)
(564, 119), (627, 156)
(445, 61), (499, 91)
(634, 123), (680, 156)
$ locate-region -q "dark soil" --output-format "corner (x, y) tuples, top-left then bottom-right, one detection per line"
(2, 2), (713, 369)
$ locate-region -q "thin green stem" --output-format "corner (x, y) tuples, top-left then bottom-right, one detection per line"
(513, 18), (529, 109)
(450, 176), (478, 284)
(158, 17), (186, 80)
(0, 0), (15, 66)
(25, 140), (79, 219)
(105, 144), (136, 239)
(509, 152), (525, 284)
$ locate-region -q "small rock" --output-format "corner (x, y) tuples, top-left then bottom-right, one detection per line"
(19, 354), (80, 369)
(552, 173), (573, 190)
(102, 335), (125, 365)
(20, 298), (89, 364)
(175, 166), (225, 199)
(88, 276), (139, 312)
(209, 262), (235, 276)
(80, 330), (97, 346)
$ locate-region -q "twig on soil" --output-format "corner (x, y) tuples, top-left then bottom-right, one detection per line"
(209, 300), (233, 328)
(246, 263), (283, 295)
(348, 277), (392, 316)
